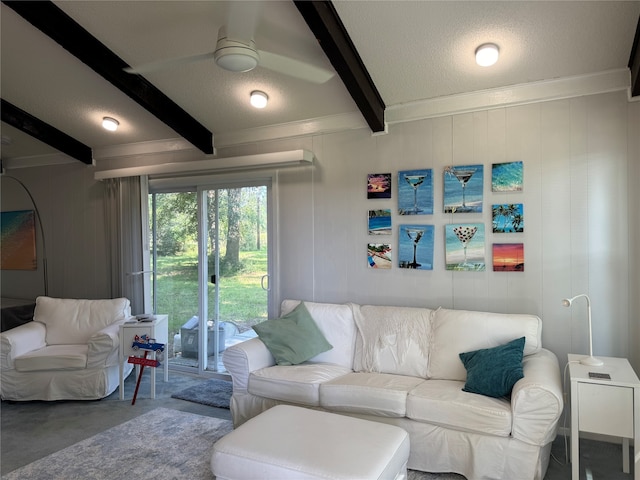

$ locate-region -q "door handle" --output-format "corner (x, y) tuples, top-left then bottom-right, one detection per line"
(261, 274), (270, 291)
(210, 275), (216, 284)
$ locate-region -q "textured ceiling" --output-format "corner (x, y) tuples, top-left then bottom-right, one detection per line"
(1, 1), (638, 165)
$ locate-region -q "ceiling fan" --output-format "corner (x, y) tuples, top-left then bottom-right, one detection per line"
(124, 3), (334, 84)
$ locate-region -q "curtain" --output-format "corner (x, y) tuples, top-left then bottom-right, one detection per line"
(104, 176), (149, 314)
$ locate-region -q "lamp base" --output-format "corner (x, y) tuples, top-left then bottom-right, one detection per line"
(580, 355), (604, 367)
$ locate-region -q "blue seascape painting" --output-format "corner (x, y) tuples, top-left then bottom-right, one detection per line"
(398, 169), (433, 215)
(368, 209), (392, 235)
(443, 165), (483, 213)
(492, 161), (523, 192)
(398, 224), (434, 270)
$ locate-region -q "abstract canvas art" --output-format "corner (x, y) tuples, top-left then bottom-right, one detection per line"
(1, 210), (37, 270)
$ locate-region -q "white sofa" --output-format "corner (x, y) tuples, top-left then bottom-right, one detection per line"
(0, 296), (134, 401)
(223, 300), (563, 480)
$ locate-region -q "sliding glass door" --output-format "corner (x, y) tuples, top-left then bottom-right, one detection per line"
(149, 180), (271, 375)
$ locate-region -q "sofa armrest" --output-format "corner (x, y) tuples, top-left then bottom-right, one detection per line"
(222, 337), (275, 393)
(511, 348), (563, 446)
(0, 321), (46, 370)
(87, 321), (123, 368)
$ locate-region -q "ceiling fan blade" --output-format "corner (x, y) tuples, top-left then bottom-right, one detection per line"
(226, 1), (263, 41)
(258, 50), (335, 84)
(124, 52), (216, 75)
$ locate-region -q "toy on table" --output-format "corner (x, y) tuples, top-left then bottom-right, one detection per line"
(128, 335), (165, 405)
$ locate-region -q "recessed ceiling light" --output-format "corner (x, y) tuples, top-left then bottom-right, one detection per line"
(250, 91), (268, 109)
(102, 117), (119, 132)
(475, 43), (499, 67)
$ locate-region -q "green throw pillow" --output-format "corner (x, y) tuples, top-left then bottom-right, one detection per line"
(458, 336), (525, 398)
(253, 302), (333, 365)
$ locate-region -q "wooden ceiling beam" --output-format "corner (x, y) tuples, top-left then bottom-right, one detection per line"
(1, 99), (93, 165)
(294, 0), (386, 133)
(3, 0), (214, 155)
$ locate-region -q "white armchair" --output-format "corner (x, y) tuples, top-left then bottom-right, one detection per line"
(0, 296), (134, 401)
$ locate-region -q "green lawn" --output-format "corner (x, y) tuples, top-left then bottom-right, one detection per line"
(154, 249), (268, 337)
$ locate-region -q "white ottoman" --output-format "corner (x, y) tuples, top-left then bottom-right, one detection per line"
(211, 405), (410, 480)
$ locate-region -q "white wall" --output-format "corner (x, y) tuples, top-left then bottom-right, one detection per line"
(2, 90), (638, 374)
(278, 90), (639, 373)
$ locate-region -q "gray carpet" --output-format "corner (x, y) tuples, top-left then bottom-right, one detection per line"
(2, 407), (233, 480)
(171, 378), (232, 408)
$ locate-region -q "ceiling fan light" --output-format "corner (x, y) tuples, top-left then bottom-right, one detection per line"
(475, 43), (499, 67)
(250, 91), (268, 109)
(102, 117), (119, 132)
(215, 46), (259, 72)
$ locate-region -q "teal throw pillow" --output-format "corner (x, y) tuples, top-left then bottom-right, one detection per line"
(253, 302), (333, 365)
(458, 336), (525, 398)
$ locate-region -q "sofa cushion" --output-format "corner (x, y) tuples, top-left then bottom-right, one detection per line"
(281, 300), (356, 369)
(34, 296), (131, 346)
(459, 336), (525, 398)
(320, 372), (424, 417)
(428, 307), (541, 381)
(353, 305), (432, 378)
(14, 345), (88, 371)
(253, 302), (332, 366)
(406, 379), (513, 437)
(249, 363), (351, 406)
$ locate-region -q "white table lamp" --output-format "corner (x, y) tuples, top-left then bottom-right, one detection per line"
(562, 294), (603, 366)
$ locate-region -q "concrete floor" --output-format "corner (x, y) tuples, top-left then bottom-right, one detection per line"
(0, 369), (231, 476)
(1, 368), (634, 480)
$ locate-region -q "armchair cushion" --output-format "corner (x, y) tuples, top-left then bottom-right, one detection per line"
(34, 296), (130, 345)
(14, 345), (88, 371)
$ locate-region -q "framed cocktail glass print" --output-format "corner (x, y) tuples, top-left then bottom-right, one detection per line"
(398, 224), (434, 270)
(398, 169), (433, 215)
(445, 223), (485, 271)
(443, 165), (483, 213)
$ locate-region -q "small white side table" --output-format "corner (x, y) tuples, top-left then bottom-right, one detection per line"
(119, 315), (169, 400)
(568, 354), (639, 480)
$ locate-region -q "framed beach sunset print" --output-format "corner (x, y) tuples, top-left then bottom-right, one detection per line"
(1, 210), (37, 270)
(398, 224), (434, 270)
(492, 161), (523, 192)
(493, 243), (524, 272)
(443, 165), (483, 213)
(445, 223), (485, 271)
(367, 173), (392, 199)
(367, 243), (392, 269)
(398, 169), (433, 215)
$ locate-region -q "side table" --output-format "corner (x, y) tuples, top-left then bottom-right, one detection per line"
(119, 315), (169, 400)
(568, 354), (639, 480)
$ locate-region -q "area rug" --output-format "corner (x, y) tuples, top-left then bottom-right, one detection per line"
(171, 378), (232, 408)
(2, 407), (233, 480)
